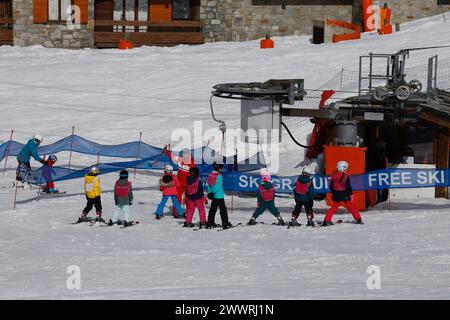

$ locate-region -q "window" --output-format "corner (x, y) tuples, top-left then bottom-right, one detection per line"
(48, 0), (73, 22)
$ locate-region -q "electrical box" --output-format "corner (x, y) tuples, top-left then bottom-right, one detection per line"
(241, 100), (281, 144)
(173, 0), (190, 20)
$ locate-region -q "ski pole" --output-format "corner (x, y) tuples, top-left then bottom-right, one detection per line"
(134, 132), (142, 179)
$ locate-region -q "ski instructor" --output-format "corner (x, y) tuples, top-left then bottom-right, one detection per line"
(163, 145), (196, 218)
(16, 134), (45, 185)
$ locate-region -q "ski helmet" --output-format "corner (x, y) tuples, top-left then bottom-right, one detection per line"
(302, 164), (316, 176)
(212, 160), (224, 171)
(189, 167), (199, 176)
(90, 166), (100, 175)
(48, 155), (57, 163)
(34, 134), (43, 144)
(119, 170), (129, 179)
(337, 161), (349, 172)
(164, 165), (173, 173)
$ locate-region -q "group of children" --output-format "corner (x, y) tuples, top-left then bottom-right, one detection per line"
(16, 135), (363, 228)
(248, 160), (363, 227)
(75, 158), (363, 229)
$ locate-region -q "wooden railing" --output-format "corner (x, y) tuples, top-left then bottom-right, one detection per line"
(93, 19), (205, 48)
(94, 20), (203, 28)
(0, 18), (13, 25)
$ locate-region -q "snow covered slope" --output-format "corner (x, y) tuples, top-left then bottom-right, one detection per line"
(0, 14), (449, 299)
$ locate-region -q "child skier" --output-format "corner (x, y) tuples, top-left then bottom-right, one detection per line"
(108, 170), (134, 227)
(322, 161), (364, 226)
(41, 155), (58, 194)
(248, 174), (285, 226)
(207, 161), (232, 229)
(184, 166), (208, 228)
(155, 165), (184, 220)
(78, 166), (104, 223)
(291, 166), (315, 227)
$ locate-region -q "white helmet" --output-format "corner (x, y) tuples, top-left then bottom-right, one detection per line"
(302, 165), (315, 175)
(164, 165), (173, 173)
(337, 161), (349, 172)
(33, 134), (43, 144)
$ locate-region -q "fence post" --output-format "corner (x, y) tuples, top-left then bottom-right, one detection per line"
(13, 177), (19, 210)
(134, 132), (143, 179)
(2, 129), (14, 176)
(231, 148), (237, 215)
(68, 126), (75, 169)
(37, 155), (46, 197)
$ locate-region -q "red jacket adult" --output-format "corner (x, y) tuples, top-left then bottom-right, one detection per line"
(164, 149), (195, 186)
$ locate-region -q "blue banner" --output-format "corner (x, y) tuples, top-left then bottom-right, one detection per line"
(219, 168), (450, 194)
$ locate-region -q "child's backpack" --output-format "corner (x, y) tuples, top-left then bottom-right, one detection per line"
(162, 174), (174, 184)
(207, 172), (220, 186)
(331, 172), (348, 191)
(259, 184), (275, 201)
(295, 179), (312, 195)
(187, 177), (200, 196)
(115, 181), (131, 197)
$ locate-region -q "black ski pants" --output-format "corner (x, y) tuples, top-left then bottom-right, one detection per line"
(83, 196), (102, 215)
(292, 200), (313, 220)
(208, 198), (229, 226)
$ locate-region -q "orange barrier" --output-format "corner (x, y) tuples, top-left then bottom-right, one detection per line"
(378, 6), (392, 35)
(324, 146), (367, 211)
(362, 0), (374, 32)
(119, 39), (133, 50)
(260, 38), (274, 49)
(326, 19), (361, 43)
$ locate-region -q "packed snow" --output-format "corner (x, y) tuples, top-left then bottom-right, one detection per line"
(0, 14), (450, 299)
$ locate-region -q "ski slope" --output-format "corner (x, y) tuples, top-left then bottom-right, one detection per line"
(1, 14), (450, 299)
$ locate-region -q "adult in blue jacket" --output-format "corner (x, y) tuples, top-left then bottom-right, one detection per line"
(16, 134), (45, 183)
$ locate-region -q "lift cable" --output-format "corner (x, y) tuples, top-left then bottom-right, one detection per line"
(281, 121), (312, 149)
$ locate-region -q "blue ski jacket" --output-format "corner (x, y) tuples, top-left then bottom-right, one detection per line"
(17, 139), (42, 163)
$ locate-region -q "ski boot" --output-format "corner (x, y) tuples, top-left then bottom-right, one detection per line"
(183, 222), (195, 228)
(289, 218), (301, 227)
(355, 218), (364, 225)
(321, 220), (333, 227)
(222, 222), (233, 230)
(199, 222), (207, 229)
(77, 212), (88, 224)
(155, 214), (163, 220)
(206, 222), (218, 229)
(276, 215), (285, 226)
(107, 219), (115, 226)
(123, 221), (133, 228)
(95, 213), (105, 223)
(306, 213), (315, 227)
(248, 217), (258, 226)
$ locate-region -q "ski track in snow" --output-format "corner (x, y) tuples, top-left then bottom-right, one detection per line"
(1, 14), (450, 299)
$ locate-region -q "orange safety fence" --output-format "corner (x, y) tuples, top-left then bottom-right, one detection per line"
(326, 19), (361, 43)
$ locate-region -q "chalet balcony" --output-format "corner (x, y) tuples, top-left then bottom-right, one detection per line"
(94, 0), (204, 48)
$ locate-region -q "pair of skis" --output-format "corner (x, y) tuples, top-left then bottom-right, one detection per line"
(73, 218), (139, 229)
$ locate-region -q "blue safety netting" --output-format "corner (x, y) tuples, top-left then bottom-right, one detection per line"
(0, 135), (267, 184)
(0, 135), (164, 162)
